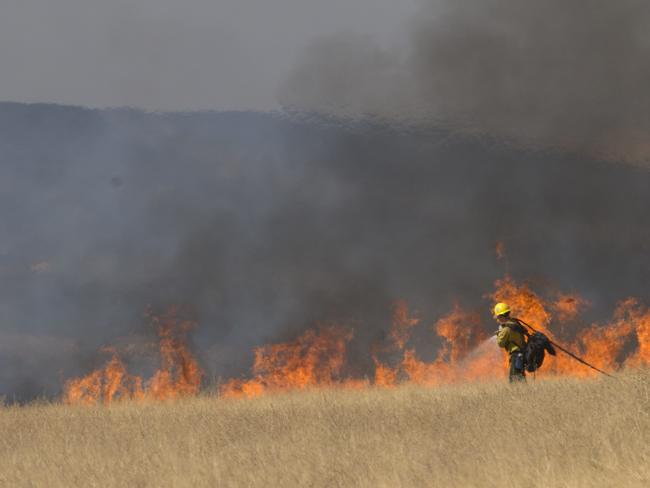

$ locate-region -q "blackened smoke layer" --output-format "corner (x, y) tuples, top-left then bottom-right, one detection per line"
(1, 103), (650, 400)
(280, 0), (650, 163)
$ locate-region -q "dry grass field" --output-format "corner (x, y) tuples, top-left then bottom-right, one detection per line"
(0, 370), (648, 487)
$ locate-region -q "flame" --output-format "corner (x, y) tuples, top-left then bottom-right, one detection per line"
(490, 276), (649, 378)
(146, 309), (203, 400)
(371, 300), (422, 387)
(491, 276), (552, 333)
(220, 326), (361, 398)
(63, 349), (144, 406)
(434, 304), (485, 364)
(62, 274), (650, 402)
(64, 308), (202, 405)
(372, 355), (399, 388)
(389, 300), (420, 350)
(373, 277), (645, 388)
(551, 293), (590, 323)
(606, 298), (650, 368)
(378, 302), (498, 387)
(495, 241), (506, 260)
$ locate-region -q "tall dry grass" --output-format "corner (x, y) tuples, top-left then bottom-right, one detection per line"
(0, 370), (648, 487)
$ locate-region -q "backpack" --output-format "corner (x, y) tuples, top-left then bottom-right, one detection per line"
(525, 331), (556, 372)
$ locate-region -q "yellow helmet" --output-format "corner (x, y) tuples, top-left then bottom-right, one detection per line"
(493, 302), (511, 317)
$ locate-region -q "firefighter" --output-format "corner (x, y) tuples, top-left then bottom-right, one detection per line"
(493, 302), (527, 382)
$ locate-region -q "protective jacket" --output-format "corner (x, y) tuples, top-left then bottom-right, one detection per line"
(496, 320), (527, 354)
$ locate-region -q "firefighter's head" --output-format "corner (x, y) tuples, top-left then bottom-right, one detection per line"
(493, 302), (511, 322)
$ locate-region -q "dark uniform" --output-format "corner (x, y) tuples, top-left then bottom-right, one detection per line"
(496, 319), (527, 382)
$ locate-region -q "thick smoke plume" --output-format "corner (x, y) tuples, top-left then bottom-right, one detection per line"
(280, 0), (650, 163)
(1, 102), (649, 401)
(2, 3), (650, 401)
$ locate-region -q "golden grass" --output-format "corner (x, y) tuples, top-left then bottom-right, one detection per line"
(0, 370), (648, 487)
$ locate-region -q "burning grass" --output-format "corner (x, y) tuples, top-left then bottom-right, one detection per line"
(62, 274), (650, 404)
(0, 369), (648, 487)
(63, 308), (203, 405)
(217, 276), (650, 398)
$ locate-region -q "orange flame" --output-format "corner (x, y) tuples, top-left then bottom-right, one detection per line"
(371, 300), (421, 387)
(62, 275), (650, 402)
(491, 275), (552, 333)
(603, 298), (650, 369)
(495, 241), (506, 260)
(63, 349), (143, 406)
(220, 326), (361, 398)
(402, 303), (499, 385)
(146, 309), (203, 400)
(372, 355), (399, 388)
(389, 300), (420, 350)
(491, 276), (649, 378)
(435, 304), (485, 364)
(370, 277), (647, 387)
(64, 308), (202, 405)
(551, 293), (590, 323)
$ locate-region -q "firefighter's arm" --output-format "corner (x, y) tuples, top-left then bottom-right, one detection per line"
(496, 326), (510, 349)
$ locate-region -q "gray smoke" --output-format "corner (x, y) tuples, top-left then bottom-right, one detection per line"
(3, 1), (650, 401)
(280, 0), (650, 163)
(2, 102), (650, 402)
(0, 0), (417, 111)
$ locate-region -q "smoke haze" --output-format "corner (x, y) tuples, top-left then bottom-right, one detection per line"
(281, 0), (650, 163)
(1, 103), (649, 400)
(1, 2), (650, 400)
(0, 0), (416, 111)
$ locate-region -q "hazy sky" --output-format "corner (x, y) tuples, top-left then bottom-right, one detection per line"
(0, 0), (418, 111)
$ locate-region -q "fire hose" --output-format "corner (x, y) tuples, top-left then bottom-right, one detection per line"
(515, 318), (615, 378)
